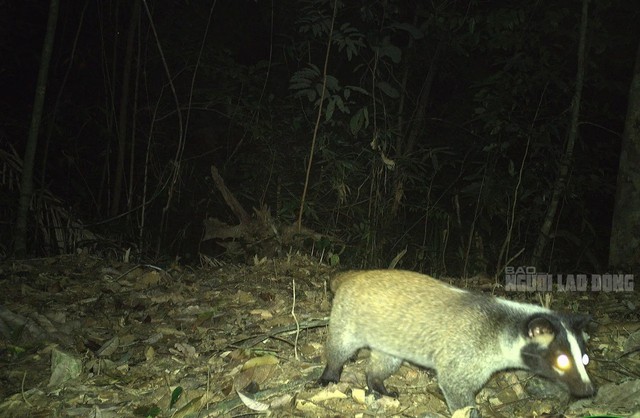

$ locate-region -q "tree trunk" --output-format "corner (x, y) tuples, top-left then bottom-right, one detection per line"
(13, 0), (59, 258)
(609, 38), (640, 271)
(531, 0), (589, 269)
(111, 0), (141, 217)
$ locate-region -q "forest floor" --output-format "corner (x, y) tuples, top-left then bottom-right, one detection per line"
(0, 253), (638, 417)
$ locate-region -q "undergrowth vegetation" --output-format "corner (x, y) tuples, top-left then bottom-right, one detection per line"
(2, 0), (632, 274)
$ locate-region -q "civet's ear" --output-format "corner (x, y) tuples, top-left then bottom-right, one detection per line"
(527, 315), (555, 345)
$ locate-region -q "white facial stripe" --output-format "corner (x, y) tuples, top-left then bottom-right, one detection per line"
(564, 323), (591, 384)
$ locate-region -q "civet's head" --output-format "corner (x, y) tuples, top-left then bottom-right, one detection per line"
(521, 313), (595, 397)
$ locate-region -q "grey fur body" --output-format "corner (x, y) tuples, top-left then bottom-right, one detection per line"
(319, 270), (595, 417)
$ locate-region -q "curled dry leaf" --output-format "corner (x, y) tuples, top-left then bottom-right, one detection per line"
(269, 393), (294, 409)
(242, 354), (279, 370)
(309, 388), (348, 402)
(250, 309), (273, 319)
(236, 389), (269, 412)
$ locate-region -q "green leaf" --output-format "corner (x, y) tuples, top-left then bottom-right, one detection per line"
(306, 89), (316, 102)
(345, 85), (370, 96)
(379, 43), (402, 63)
(288, 65), (320, 91)
(289, 82), (310, 90)
(335, 96), (347, 113)
(349, 107), (369, 135)
(389, 22), (423, 39)
(132, 404), (161, 417)
(170, 386), (183, 409)
(326, 98), (335, 121)
(350, 109), (363, 135)
(377, 81), (399, 98)
(325, 75), (339, 91)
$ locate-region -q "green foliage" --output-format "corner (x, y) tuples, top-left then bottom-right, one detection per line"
(6, 0), (626, 271)
(169, 386), (183, 409)
(132, 405), (161, 417)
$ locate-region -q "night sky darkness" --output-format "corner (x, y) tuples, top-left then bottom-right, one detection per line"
(1, 0), (639, 271)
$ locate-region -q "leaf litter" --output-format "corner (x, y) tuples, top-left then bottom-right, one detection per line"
(0, 253), (638, 417)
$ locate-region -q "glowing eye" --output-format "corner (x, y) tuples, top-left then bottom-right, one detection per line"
(556, 354), (571, 370)
(582, 353), (589, 365)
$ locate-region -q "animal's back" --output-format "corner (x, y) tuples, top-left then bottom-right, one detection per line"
(330, 270), (522, 366)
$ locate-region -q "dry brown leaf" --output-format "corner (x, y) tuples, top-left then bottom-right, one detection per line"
(145, 346), (155, 362)
(269, 393), (294, 409)
(96, 336), (119, 357)
(309, 388), (348, 402)
(242, 354), (279, 370)
(233, 363), (276, 391)
(236, 290), (256, 304)
(452, 406), (477, 418)
(295, 399), (323, 413)
(249, 309), (273, 319)
(135, 271), (161, 289)
(171, 342), (198, 358)
(351, 387), (367, 404)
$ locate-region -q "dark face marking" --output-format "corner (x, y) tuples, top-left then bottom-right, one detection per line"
(521, 313), (595, 397)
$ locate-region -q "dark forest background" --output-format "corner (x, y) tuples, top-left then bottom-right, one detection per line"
(2, 0), (638, 276)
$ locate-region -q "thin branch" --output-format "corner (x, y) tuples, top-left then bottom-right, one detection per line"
(297, 0), (339, 231)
